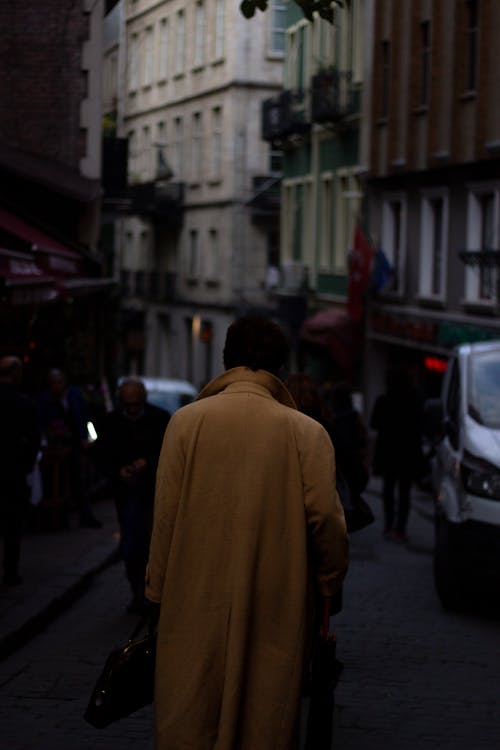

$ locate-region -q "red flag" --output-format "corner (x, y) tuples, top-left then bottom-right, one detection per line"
(347, 225), (375, 322)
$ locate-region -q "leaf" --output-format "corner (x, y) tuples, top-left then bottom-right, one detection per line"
(240, 0), (256, 19)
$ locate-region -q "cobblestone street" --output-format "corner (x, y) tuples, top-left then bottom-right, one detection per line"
(0, 483), (499, 749)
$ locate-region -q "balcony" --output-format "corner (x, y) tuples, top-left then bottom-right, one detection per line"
(311, 70), (357, 124)
(262, 89), (311, 145)
(120, 269), (177, 302)
(128, 180), (185, 227)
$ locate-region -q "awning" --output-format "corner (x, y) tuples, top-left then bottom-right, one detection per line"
(0, 206), (80, 256)
(0, 207), (86, 278)
(57, 276), (116, 297)
(0, 247), (58, 304)
(299, 308), (362, 372)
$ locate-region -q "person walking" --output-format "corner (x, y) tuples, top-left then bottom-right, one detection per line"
(286, 374), (372, 538)
(93, 378), (170, 613)
(145, 316), (349, 750)
(37, 368), (101, 528)
(0, 356), (40, 585)
(370, 367), (423, 542)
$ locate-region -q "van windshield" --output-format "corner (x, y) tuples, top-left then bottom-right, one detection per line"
(468, 349), (500, 428)
(147, 390), (195, 415)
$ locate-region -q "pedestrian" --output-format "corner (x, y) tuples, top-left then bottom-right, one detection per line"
(145, 316), (348, 750)
(0, 356), (41, 586)
(93, 378), (170, 613)
(37, 368), (101, 529)
(285, 374), (373, 546)
(370, 367), (423, 542)
(328, 380), (370, 499)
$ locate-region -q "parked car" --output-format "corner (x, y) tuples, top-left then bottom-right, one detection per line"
(426, 340), (500, 610)
(117, 377), (198, 415)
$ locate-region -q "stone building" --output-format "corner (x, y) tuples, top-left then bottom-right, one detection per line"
(111, 0), (285, 387)
(364, 0), (500, 413)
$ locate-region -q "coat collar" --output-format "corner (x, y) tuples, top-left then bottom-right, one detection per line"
(196, 367), (297, 409)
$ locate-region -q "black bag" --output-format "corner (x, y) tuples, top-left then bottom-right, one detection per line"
(336, 470), (375, 533)
(84, 618), (156, 728)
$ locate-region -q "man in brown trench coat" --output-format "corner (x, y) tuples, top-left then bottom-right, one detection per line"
(145, 316), (349, 750)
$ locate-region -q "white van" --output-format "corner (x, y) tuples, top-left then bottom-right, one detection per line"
(429, 340), (500, 609)
(117, 376), (198, 415)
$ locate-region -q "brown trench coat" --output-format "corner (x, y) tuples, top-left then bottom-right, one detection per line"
(146, 367), (348, 750)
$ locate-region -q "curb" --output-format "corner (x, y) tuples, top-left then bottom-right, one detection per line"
(0, 548), (119, 663)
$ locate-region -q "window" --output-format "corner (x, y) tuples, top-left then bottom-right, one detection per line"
(282, 179), (313, 269)
(143, 27), (154, 86)
(159, 18), (169, 80)
(211, 107), (222, 179)
(350, 0), (363, 84)
(319, 174), (333, 271)
(194, 1), (205, 67)
(172, 117), (183, 177)
(176, 10), (185, 75)
(141, 126), (151, 179)
(465, 189), (498, 303)
(214, 0), (225, 59)
(206, 229), (220, 279)
(127, 130), (137, 179)
(466, 0), (479, 91)
(188, 230), (200, 277)
(420, 20), (431, 107)
(269, 0), (286, 57)
(286, 23), (308, 89)
(129, 33), (139, 91)
(419, 192), (448, 299)
(381, 195), (406, 294)
(191, 112), (202, 181)
(156, 121), (169, 177)
(334, 171), (362, 273)
(381, 40), (390, 117)
(314, 14), (335, 69)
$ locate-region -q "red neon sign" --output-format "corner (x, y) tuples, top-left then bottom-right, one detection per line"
(424, 356), (447, 373)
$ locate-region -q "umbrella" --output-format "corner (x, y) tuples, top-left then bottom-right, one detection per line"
(304, 599), (343, 750)
(298, 308), (362, 374)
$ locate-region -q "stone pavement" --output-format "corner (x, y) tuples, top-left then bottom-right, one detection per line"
(0, 479), (436, 663)
(0, 497), (120, 661)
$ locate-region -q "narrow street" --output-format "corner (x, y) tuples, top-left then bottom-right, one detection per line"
(0, 483), (499, 750)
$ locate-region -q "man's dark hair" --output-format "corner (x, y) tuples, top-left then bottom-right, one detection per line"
(223, 316), (290, 376)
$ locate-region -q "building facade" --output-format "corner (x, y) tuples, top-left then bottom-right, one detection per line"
(0, 0), (109, 392)
(364, 0), (500, 414)
(112, 0), (286, 387)
(262, 0), (374, 382)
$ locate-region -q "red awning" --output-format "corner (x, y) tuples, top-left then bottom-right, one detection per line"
(299, 308), (362, 372)
(0, 207), (80, 257)
(0, 247), (58, 304)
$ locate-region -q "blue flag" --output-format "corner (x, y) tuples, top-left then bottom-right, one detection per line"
(370, 248), (393, 292)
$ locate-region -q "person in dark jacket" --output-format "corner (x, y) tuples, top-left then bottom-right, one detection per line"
(93, 378), (170, 612)
(370, 367), (423, 542)
(37, 368), (101, 528)
(286, 374), (371, 534)
(0, 356), (40, 585)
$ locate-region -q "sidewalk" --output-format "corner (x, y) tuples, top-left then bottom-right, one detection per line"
(0, 496), (120, 661)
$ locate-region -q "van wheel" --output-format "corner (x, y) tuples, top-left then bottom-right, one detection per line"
(433, 517), (467, 611)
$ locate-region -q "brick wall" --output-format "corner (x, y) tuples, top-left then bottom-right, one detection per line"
(0, 0), (89, 168)
(369, 0), (500, 175)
